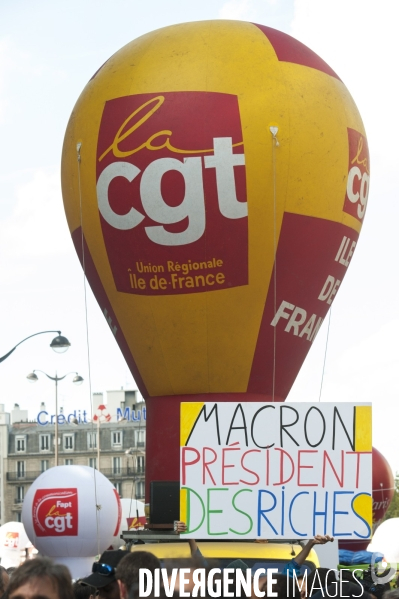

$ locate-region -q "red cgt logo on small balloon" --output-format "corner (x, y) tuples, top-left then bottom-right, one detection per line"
(32, 488), (78, 537)
(4, 532), (19, 548)
(127, 516), (146, 529)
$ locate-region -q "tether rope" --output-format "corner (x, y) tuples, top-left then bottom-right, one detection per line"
(270, 127), (279, 402)
(76, 142), (101, 557)
(318, 307), (332, 402)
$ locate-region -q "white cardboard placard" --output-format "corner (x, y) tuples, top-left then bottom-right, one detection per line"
(180, 402), (372, 540)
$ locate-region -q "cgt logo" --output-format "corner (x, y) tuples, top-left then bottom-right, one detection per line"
(4, 532), (19, 549)
(343, 128), (370, 222)
(127, 516), (146, 529)
(32, 488), (78, 537)
(96, 92), (248, 296)
(97, 95), (247, 245)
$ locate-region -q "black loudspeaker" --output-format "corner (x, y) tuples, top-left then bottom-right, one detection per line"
(150, 481), (180, 525)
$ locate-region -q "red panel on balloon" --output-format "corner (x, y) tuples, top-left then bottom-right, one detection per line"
(253, 24), (341, 81)
(71, 228), (149, 398)
(32, 488), (78, 537)
(96, 92), (248, 295)
(248, 213), (359, 398)
(112, 489), (122, 536)
(342, 128), (370, 223)
(127, 516), (147, 529)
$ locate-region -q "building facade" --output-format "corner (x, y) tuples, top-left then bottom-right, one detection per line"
(1, 390), (146, 524)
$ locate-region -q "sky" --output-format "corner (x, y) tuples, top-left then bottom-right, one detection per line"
(0, 0), (398, 472)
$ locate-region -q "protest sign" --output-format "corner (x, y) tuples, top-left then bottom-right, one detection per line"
(180, 402), (372, 539)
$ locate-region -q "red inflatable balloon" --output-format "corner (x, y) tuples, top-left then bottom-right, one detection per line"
(372, 447), (395, 529)
(339, 447), (395, 552)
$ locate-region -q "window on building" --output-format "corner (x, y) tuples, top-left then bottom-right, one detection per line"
(137, 456), (145, 473)
(40, 434), (50, 451)
(65, 459), (73, 466)
(16, 486), (24, 503)
(113, 457), (121, 474)
(136, 481), (145, 499)
(15, 436), (26, 453)
(63, 434), (74, 450)
(87, 432), (97, 449)
(41, 460), (49, 473)
(17, 512), (22, 523)
(114, 482), (122, 497)
(137, 430), (145, 448)
(16, 461), (25, 478)
(89, 457), (97, 469)
(112, 431), (122, 447)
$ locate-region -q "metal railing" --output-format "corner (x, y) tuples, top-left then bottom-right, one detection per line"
(102, 468), (145, 478)
(8, 472), (39, 482)
(7, 472), (36, 482)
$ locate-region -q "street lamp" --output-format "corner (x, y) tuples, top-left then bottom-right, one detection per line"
(50, 335), (71, 354)
(26, 370), (84, 465)
(0, 331), (71, 363)
(125, 447), (137, 500)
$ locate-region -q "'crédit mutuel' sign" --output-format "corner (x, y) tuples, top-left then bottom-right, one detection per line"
(37, 406), (146, 425)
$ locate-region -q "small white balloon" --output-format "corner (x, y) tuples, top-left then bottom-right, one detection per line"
(111, 497), (145, 548)
(0, 549), (23, 569)
(22, 465), (121, 571)
(0, 521), (30, 554)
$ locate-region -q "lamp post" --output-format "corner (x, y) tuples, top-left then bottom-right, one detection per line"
(125, 447), (136, 500)
(97, 416), (100, 472)
(0, 331), (71, 363)
(125, 447), (135, 471)
(27, 370), (84, 465)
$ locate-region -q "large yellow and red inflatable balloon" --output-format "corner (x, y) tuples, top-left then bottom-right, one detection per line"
(61, 21), (369, 492)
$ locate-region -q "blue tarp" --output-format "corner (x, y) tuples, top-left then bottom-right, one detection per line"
(339, 549), (384, 565)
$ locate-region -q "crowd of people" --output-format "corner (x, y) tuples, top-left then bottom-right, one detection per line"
(0, 534), (398, 599)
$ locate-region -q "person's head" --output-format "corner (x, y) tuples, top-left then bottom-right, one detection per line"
(72, 582), (97, 599)
(6, 569), (16, 580)
(5, 558), (73, 599)
(0, 566), (10, 596)
(220, 559), (252, 598)
(262, 574), (301, 599)
(116, 552), (160, 599)
(81, 550), (128, 599)
(307, 569), (337, 596)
